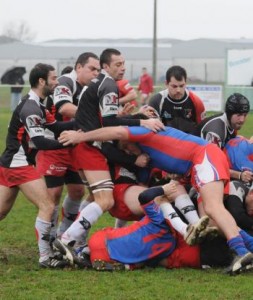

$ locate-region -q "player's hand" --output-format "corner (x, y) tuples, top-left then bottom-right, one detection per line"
(138, 105), (159, 119)
(162, 181), (177, 195)
(240, 170), (253, 183)
(58, 130), (83, 146)
(135, 153), (150, 167)
(118, 103), (135, 116)
(140, 118), (165, 132)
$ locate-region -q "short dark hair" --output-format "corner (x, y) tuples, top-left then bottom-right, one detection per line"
(166, 65), (187, 82)
(61, 66), (73, 75)
(100, 48), (121, 69)
(74, 52), (99, 69)
(29, 63), (55, 88)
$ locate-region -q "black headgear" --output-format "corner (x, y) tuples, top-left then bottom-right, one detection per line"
(225, 93), (250, 116)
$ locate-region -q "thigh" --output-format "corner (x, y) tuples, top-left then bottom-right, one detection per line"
(124, 185), (147, 216)
(0, 185), (19, 218)
(19, 178), (52, 208)
(84, 170), (111, 185)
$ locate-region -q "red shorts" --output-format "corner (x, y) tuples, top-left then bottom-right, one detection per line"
(109, 183), (142, 221)
(88, 227), (115, 264)
(191, 143), (230, 193)
(36, 148), (78, 177)
(0, 165), (41, 187)
(165, 233), (201, 269)
(73, 142), (109, 171)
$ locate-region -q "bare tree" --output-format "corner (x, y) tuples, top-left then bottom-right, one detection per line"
(2, 20), (36, 42)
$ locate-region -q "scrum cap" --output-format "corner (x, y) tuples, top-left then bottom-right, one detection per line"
(225, 93), (250, 115)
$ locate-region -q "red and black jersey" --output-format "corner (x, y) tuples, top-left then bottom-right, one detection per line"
(149, 89), (206, 134)
(75, 70), (141, 133)
(194, 112), (236, 149)
(0, 90), (56, 167)
(52, 70), (83, 121)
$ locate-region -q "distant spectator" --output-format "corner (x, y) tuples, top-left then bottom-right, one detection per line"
(138, 67), (153, 106)
(10, 76), (24, 112)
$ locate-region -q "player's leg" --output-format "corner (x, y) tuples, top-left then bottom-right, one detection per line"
(173, 183), (200, 224)
(57, 169), (85, 238)
(200, 180), (253, 274)
(0, 185), (18, 220)
(19, 178), (67, 268)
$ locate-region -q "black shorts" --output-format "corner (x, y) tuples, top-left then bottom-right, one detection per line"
(44, 169), (83, 188)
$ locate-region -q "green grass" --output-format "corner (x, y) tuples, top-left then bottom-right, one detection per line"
(1, 98), (253, 299)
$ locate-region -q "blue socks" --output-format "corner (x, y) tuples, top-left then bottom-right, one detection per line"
(239, 230), (253, 252)
(227, 235), (249, 256)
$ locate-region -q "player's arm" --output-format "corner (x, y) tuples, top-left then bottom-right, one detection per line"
(58, 126), (129, 146)
(148, 93), (161, 114)
(58, 102), (77, 118)
(101, 141), (137, 167)
(119, 89), (137, 105)
(53, 79), (77, 118)
(189, 91), (206, 123)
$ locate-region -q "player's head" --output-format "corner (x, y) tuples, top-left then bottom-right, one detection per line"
(29, 63), (58, 97)
(225, 93), (250, 129)
(225, 93), (250, 117)
(74, 52), (100, 86)
(100, 48), (125, 81)
(61, 66), (73, 75)
(165, 66), (187, 100)
(165, 65), (187, 83)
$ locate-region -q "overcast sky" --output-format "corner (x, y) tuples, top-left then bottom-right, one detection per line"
(1, 0), (253, 42)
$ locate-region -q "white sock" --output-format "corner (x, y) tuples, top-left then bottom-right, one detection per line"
(78, 198), (91, 212)
(50, 205), (59, 240)
(62, 202), (103, 246)
(35, 217), (53, 262)
(174, 194), (199, 224)
(160, 202), (187, 236)
(57, 195), (82, 237)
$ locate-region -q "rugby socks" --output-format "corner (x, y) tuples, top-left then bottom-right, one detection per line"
(57, 195), (82, 237)
(174, 194), (200, 224)
(61, 202), (103, 246)
(160, 202), (188, 236)
(50, 204), (59, 240)
(239, 230), (253, 252)
(35, 217), (53, 262)
(78, 198), (91, 212)
(227, 235), (249, 256)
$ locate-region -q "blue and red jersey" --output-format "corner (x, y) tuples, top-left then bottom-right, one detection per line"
(124, 126), (229, 190)
(126, 126), (207, 175)
(224, 137), (253, 172)
(106, 199), (176, 264)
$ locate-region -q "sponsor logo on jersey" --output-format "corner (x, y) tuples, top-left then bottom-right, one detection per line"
(162, 111), (172, 119)
(104, 93), (118, 106)
(26, 115), (44, 128)
(55, 86), (71, 96)
(184, 109), (192, 119)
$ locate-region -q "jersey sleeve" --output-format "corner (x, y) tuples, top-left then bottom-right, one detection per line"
(20, 101), (45, 138)
(200, 119), (225, 148)
(189, 90), (206, 123)
(98, 77), (119, 117)
(53, 76), (75, 109)
(117, 79), (133, 97)
(148, 93), (162, 114)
